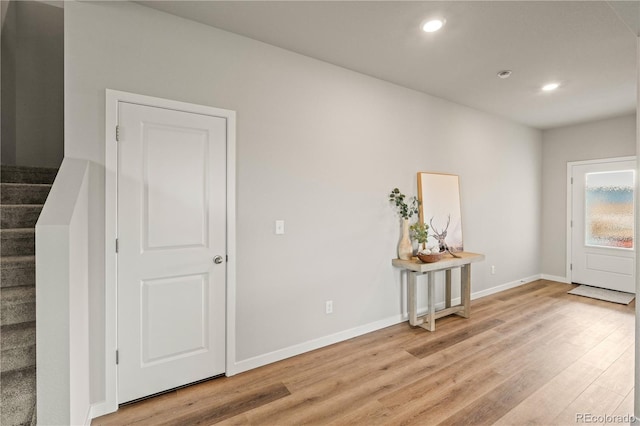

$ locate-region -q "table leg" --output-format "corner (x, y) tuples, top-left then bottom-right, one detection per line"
(427, 271), (436, 331)
(461, 264), (471, 318)
(408, 271), (418, 326)
(445, 269), (452, 308)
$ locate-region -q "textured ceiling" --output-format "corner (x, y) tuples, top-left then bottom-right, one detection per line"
(138, 1), (638, 129)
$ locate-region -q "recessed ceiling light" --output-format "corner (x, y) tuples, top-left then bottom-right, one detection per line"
(422, 19), (445, 33)
(542, 82), (560, 92)
(497, 70), (512, 79)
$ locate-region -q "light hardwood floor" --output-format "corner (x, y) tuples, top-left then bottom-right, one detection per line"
(94, 280), (635, 425)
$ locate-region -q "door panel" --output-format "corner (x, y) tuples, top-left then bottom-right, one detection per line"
(571, 159), (635, 293)
(586, 254), (634, 276)
(117, 102), (227, 403)
(141, 274), (209, 364)
(143, 123), (209, 250)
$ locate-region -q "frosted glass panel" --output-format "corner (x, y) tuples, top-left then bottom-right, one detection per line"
(585, 170), (634, 249)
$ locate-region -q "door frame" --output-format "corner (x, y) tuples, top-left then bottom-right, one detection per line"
(566, 156), (636, 284)
(103, 89), (237, 415)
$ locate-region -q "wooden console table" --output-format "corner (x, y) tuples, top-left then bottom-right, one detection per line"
(392, 252), (485, 331)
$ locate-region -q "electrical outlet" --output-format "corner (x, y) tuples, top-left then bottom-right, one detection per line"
(275, 220), (285, 235)
(491, 265), (496, 275)
(325, 300), (333, 314)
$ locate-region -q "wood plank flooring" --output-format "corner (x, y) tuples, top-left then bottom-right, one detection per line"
(93, 280), (635, 425)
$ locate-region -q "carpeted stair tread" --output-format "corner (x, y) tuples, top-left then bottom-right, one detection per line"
(1, 346), (35, 373)
(1, 205), (44, 229)
(1, 256), (35, 288)
(0, 165), (57, 426)
(1, 286), (35, 306)
(1, 165), (58, 184)
(1, 366), (36, 426)
(0, 286), (35, 326)
(1, 255), (35, 264)
(1, 322), (36, 350)
(1, 228), (35, 233)
(0, 183), (52, 205)
(1, 229), (35, 257)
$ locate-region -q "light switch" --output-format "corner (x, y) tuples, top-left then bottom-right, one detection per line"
(275, 220), (285, 235)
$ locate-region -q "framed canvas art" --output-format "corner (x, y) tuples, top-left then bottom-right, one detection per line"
(417, 172), (463, 252)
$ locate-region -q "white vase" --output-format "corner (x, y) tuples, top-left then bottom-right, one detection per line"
(398, 218), (412, 260)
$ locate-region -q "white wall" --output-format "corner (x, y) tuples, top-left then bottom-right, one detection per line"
(541, 114), (636, 279)
(36, 158), (92, 425)
(1, 1), (64, 168)
(65, 0), (542, 409)
(1, 0), (17, 165)
(1, 0), (9, 28)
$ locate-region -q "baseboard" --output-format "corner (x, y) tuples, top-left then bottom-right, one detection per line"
(471, 274), (541, 300)
(89, 400), (118, 421)
(84, 405), (93, 426)
(231, 314), (405, 374)
(540, 274), (571, 284)
(413, 274), (540, 315)
(232, 274), (541, 375)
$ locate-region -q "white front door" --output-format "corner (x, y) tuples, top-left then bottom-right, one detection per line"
(570, 158), (636, 293)
(117, 101), (227, 403)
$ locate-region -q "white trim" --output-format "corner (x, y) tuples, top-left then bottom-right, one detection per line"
(566, 156), (636, 166)
(103, 91), (118, 417)
(470, 274), (541, 299)
(225, 104), (238, 377)
(87, 405), (98, 424)
(566, 156), (636, 290)
(232, 274), (540, 375)
(88, 402), (113, 423)
(541, 274), (571, 284)
(104, 90), (237, 415)
(636, 49), (640, 421)
(83, 405), (92, 426)
(566, 163), (572, 283)
(423, 274), (540, 313)
(232, 314), (405, 374)
(88, 401), (111, 422)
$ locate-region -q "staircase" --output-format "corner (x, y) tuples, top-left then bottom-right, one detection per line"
(1, 165), (58, 426)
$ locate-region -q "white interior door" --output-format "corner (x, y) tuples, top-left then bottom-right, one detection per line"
(570, 158), (636, 293)
(117, 101), (227, 403)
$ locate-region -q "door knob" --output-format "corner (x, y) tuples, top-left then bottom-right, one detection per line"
(213, 255), (224, 264)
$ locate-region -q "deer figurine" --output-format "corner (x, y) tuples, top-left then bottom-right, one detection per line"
(430, 215), (461, 257)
